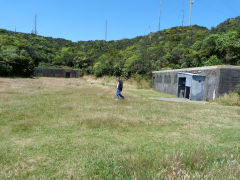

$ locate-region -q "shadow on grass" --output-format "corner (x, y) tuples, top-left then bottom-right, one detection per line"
(77, 117), (138, 131)
(11, 119), (38, 133)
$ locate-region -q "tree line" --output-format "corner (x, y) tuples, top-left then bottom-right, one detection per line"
(0, 17), (240, 78)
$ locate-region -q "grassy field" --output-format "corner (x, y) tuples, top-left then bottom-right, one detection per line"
(0, 77), (240, 179)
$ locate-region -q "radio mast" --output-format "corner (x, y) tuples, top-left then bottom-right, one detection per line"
(158, 0), (162, 31)
(149, 25), (152, 40)
(34, 14), (37, 35)
(189, 0), (194, 26)
(182, 6), (184, 26)
(105, 20), (108, 41)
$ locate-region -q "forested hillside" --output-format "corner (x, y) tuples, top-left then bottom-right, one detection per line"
(1, 17), (240, 77)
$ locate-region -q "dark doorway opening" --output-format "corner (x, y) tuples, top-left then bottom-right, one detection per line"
(66, 72), (70, 78)
(185, 86), (190, 99)
(178, 77), (186, 98)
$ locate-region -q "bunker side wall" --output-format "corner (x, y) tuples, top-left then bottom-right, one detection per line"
(198, 68), (221, 101)
(219, 68), (240, 95)
(152, 71), (178, 96)
(34, 68), (79, 78)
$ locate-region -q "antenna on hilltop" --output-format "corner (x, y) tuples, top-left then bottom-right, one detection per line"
(105, 20), (108, 41)
(189, 0), (194, 26)
(182, 5), (184, 27)
(149, 25), (152, 40)
(33, 14), (38, 35)
(158, 0), (162, 31)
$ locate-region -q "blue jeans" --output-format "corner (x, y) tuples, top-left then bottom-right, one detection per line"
(116, 89), (124, 100)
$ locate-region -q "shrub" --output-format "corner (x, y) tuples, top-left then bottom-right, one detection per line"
(0, 61), (12, 76)
(93, 62), (103, 77)
(204, 55), (223, 66)
(236, 87), (240, 95)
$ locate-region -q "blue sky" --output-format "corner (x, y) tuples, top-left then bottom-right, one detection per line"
(0, 0), (239, 42)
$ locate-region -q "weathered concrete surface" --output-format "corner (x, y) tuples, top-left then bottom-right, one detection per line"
(34, 68), (80, 78)
(149, 97), (207, 104)
(152, 65), (240, 101)
(219, 67), (240, 95)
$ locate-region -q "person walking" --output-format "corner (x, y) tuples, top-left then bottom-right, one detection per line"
(116, 77), (124, 100)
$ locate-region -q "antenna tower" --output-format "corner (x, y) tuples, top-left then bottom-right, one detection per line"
(158, 0), (162, 31)
(105, 20), (108, 41)
(182, 6), (184, 26)
(149, 25), (152, 40)
(189, 0), (194, 26)
(34, 14), (37, 35)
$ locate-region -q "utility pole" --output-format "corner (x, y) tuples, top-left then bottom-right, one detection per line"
(189, 0), (194, 26)
(34, 14), (37, 35)
(182, 6), (184, 27)
(149, 25), (152, 40)
(158, 0), (162, 31)
(105, 20), (108, 41)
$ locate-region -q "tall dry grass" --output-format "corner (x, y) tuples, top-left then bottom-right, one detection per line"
(83, 75), (151, 89)
(213, 92), (240, 106)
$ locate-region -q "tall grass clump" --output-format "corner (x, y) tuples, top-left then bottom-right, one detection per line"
(213, 92), (240, 106)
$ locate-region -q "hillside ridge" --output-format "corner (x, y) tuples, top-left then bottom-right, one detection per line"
(0, 17), (240, 77)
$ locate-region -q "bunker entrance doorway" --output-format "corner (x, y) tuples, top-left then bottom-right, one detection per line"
(185, 87), (190, 99)
(177, 72), (206, 101)
(178, 77), (190, 99)
(66, 72), (70, 78)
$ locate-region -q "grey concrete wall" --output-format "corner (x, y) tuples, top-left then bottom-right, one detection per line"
(152, 71), (178, 95)
(219, 67), (240, 95)
(195, 68), (221, 101)
(34, 68), (79, 78)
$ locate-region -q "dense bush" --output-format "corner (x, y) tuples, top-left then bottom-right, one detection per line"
(0, 17), (240, 77)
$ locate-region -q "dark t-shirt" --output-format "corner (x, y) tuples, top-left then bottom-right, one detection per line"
(118, 80), (123, 91)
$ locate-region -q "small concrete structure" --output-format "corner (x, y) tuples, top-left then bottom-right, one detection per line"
(34, 68), (80, 78)
(178, 73), (206, 101)
(152, 65), (240, 101)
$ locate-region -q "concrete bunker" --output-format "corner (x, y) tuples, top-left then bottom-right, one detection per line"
(152, 65), (240, 101)
(34, 68), (80, 78)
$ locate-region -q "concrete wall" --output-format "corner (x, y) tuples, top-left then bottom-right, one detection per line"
(219, 67), (240, 95)
(194, 68), (221, 101)
(152, 71), (178, 95)
(34, 68), (80, 78)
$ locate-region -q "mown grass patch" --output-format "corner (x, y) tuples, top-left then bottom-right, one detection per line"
(0, 77), (239, 179)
